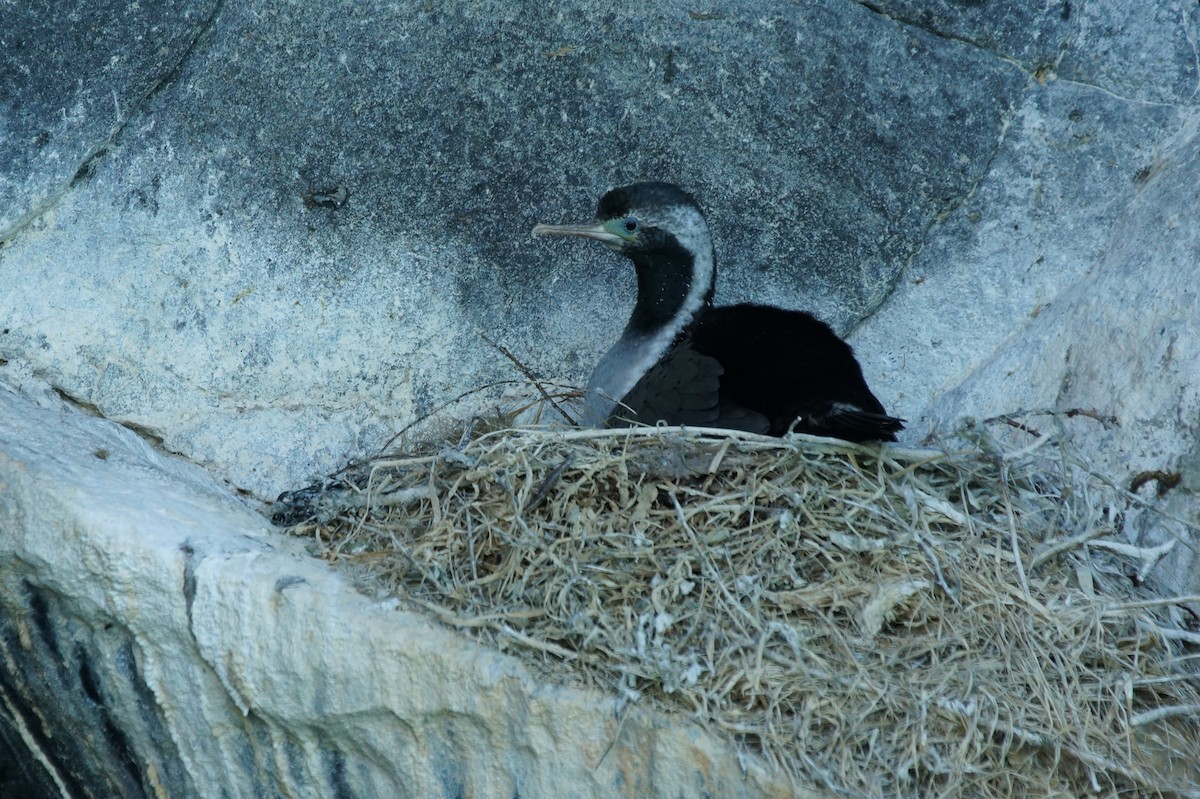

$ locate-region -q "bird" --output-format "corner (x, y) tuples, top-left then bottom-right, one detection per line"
(531, 181), (904, 442)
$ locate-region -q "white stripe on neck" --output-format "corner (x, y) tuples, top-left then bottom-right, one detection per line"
(583, 205), (714, 425)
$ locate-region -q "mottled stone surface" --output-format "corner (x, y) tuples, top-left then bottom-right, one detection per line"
(854, 0), (1076, 70)
(852, 78), (1191, 426)
(0, 0), (219, 239)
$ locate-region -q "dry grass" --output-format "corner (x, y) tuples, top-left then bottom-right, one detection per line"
(275, 418), (1200, 798)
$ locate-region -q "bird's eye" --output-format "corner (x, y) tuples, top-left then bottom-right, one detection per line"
(623, 217), (639, 233)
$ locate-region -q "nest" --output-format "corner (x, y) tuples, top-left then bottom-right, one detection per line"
(275, 420), (1200, 798)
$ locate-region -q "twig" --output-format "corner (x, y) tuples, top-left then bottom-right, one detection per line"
(376, 379), (533, 452)
(1131, 704), (1200, 727)
(999, 463), (1032, 601)
(983, 407), (1119, 431)
(523, 454), (574, 513)
(1114, 595), (1200, 611)
(1089, 539), (1177, 582)
(1137, 620), (1200, 646)
(1030, 526), (1113, 570)
(411, 599), (542, 627)
(479, 331), (577, 425)
(334, 485), (431, 510)
(913, 530), (959, 605)
(494, 622), (578, 660)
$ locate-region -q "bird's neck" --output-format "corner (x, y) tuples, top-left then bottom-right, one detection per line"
(626, 244), (715, 334)
(583, 241), (716, 425)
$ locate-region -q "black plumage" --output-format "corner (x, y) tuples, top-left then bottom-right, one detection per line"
(532, 182), (904, 442)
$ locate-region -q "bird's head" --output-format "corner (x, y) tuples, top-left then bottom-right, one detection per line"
(532, 182), (712, 262)
(533, 181), (717, 330)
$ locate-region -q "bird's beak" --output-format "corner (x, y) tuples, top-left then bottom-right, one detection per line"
(531, 221), (625, 248)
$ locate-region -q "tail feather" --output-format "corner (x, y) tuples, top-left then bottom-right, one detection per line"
(787, 403), (906, 442)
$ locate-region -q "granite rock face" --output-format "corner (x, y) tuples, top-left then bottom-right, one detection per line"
(1, 0), (1029, 497)
(0, 0), (220, 239)
(1, 0), (1199, 796)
